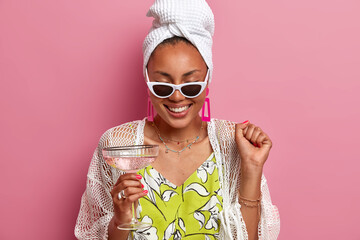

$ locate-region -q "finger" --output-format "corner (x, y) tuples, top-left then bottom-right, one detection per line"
(235, 121), (250, 139)
(114, 189), (148, 208)
(112, 187), (146, 208)
(257, 132), (272, 149)
(254, 132), (265, 147)
(245, 124), (256, 141)
(243, 125), (249, 136)
(261, 135), (273, 150)
(123, 190), (148, 204)
(251, 127), (262, 145)
(121, 186), (145, 199)
(111, 179), (143, 197)
(115, 173), (142, 186)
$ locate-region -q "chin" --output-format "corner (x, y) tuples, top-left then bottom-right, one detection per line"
(169, 118), (194, 129)
(156, 112), (199, 129)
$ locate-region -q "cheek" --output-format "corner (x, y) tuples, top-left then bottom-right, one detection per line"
(149, 95), (166, 114)
(193, 93), (207, 110)
(197, 90), (208, 103)
(149, 95), (161, 107)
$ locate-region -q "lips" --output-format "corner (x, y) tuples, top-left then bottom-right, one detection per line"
(164, 104), (192, 117)
(166, 105), (190, 113)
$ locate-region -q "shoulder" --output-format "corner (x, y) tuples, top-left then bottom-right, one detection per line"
(97, 118), (146, 150)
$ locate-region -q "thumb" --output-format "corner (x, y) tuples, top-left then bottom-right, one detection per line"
(235, 120), (250, 140)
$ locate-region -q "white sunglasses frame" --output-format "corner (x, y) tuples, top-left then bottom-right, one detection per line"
(145, 68), (209, 99)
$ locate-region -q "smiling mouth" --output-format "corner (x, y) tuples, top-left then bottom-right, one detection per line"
(164, 104), (192, 113)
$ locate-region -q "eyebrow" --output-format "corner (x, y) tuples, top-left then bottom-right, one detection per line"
(154, 69), (201, 78)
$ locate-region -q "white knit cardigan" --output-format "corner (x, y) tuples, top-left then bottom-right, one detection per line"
(75, 118), (280, 240)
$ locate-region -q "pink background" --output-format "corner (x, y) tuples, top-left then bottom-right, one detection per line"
(1, 0), (359, 239)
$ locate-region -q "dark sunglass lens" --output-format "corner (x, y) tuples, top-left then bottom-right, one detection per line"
(181, 85), (202, 97)
(153, 85), (173, 97)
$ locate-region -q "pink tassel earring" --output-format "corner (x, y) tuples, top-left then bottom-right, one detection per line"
(147, 90), (155, 121)
(201, 88), (211, 122)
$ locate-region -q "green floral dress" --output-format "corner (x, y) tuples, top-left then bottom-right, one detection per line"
(135, 153), (223, 240)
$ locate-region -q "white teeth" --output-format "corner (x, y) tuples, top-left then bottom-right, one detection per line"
(168, 105), (190, 113)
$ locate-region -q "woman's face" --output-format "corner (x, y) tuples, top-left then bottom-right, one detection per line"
(147, 41), (208, 129)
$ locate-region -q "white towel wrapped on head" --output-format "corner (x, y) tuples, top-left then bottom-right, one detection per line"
(143, 0), (215, 83)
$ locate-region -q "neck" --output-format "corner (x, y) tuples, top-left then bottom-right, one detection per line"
(153, 115), (203, 141)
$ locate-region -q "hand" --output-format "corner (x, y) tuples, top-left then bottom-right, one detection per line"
(110, 173), (147, 225)
(235, 120), (273, 173)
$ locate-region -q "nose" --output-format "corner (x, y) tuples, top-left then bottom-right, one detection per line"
(168, 89), (185, 102)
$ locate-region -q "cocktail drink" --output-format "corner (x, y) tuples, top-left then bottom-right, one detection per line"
(102, 145), (159, 230)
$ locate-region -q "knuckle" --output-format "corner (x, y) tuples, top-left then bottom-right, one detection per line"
(130, 193), (143, 202)
(118, 174), (125, 181)
(118, 181), (126, 189)
(124, 197), (134, 204)
(122, 189), (127, 196)
(119, 173), (130, 180)
(128, 187), (141, 196)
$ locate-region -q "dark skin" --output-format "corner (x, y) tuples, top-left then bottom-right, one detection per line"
(108, 41), (273, 240)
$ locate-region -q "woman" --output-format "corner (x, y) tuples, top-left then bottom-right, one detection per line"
(75, 1), (280, 239)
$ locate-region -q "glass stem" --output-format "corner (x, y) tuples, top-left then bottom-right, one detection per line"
(130, 202), (137, 224)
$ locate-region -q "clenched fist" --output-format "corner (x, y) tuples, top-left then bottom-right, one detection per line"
(235, 120), (273, 173)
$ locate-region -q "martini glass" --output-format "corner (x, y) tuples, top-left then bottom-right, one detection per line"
(102, 145), (159, 230)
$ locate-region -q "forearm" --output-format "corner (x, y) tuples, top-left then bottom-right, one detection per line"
(239, 165), (262, 240)
(108, 217), (130, 240)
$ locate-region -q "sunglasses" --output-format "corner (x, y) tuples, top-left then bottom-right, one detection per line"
(146, 68), (209, 98)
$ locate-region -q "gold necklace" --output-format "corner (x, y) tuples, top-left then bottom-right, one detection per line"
(152, 121), (204, 155)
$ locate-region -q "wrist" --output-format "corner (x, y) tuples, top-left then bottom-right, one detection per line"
(240, 158), (264, 169)
(112, 215), (129, 228)
(241, 163), (263, 180)
(238, 177), (261, 200)
(239, 164), (262, 199)
(110, 217), (121, 229)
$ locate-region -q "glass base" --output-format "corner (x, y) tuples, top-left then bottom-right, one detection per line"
(117, 221), (152, 231)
